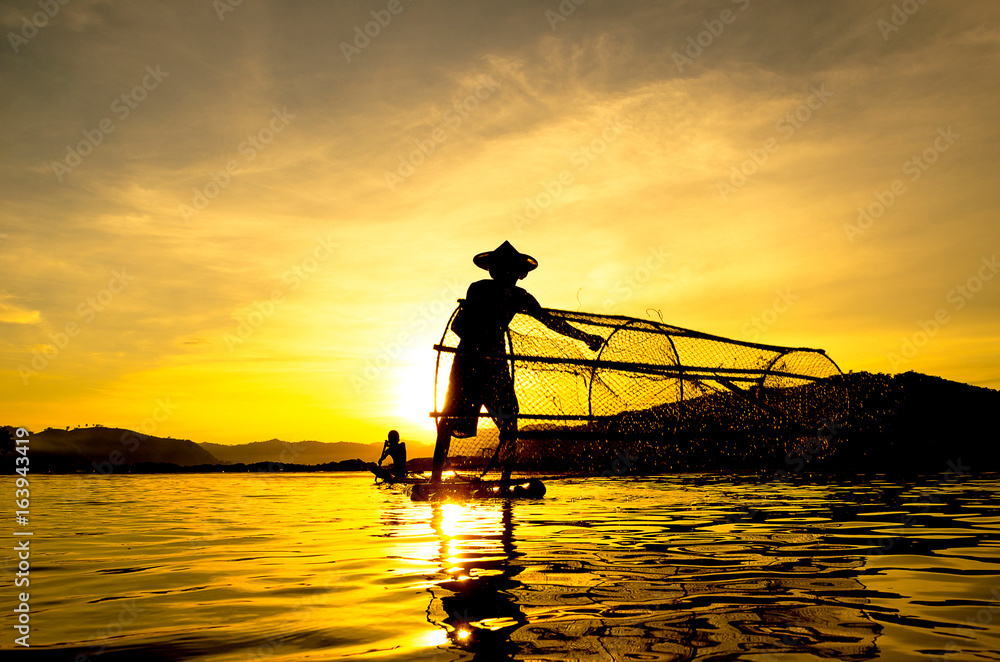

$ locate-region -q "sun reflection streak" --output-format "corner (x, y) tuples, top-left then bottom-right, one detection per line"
(415, 500), (528, 657)
(439, 502), (467, 539)
(415, 628), (449, 648)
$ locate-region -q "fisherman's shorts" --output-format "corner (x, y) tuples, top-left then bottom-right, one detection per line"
(441, 353), (518, 438)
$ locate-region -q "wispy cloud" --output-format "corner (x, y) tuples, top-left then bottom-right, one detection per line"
(2, 0), (998, 442)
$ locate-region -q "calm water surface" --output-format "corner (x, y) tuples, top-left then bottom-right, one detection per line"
(3, 472), (1000, 661)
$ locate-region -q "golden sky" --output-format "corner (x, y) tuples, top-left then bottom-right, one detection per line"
(1, 0), (998, 445)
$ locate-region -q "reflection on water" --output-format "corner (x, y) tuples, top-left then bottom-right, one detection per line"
(2, 473), (1000, 660)
(414, 483), (882, 660)
(426, 501), (525, 658)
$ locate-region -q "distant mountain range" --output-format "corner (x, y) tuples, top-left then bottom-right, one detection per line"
(0, 426), (435, 473)
(4, 371), (998, 474)
(4, 426), (219, 470)
(199, 438), (435, 465)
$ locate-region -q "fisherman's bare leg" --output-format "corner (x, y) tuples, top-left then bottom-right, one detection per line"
(496, 422), (517, 494)
(431, 420), (452, 485)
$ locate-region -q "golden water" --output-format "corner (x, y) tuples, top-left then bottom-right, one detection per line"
(3, 472), (1000, 660)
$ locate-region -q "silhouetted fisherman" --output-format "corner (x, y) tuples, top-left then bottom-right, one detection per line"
(431, 241), (603, 490)
(379, 429), (407, 480)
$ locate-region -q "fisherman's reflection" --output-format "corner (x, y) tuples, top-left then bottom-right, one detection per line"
(426, 500), (526, 660)
(409, 498), (882, 660)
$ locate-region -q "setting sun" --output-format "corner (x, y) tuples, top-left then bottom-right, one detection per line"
(391, 348), (442, 435)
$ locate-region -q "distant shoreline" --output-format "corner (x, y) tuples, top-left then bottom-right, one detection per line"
(6, 371), (999, 475)
(2, 459), (379, 475)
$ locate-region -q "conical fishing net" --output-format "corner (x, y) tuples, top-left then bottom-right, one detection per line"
(432, 303), (848, 477)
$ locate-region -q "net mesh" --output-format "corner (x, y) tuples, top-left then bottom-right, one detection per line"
(432, 304), (847, 477)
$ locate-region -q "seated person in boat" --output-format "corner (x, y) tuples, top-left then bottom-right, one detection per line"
(379, 430), (407, 480)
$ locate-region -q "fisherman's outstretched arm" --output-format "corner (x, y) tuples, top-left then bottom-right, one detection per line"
(536, 311), (590, 341)
(527, 304), (602, 349)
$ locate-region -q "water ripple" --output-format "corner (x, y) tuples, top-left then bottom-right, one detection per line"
(4, 473), (1000, 660)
